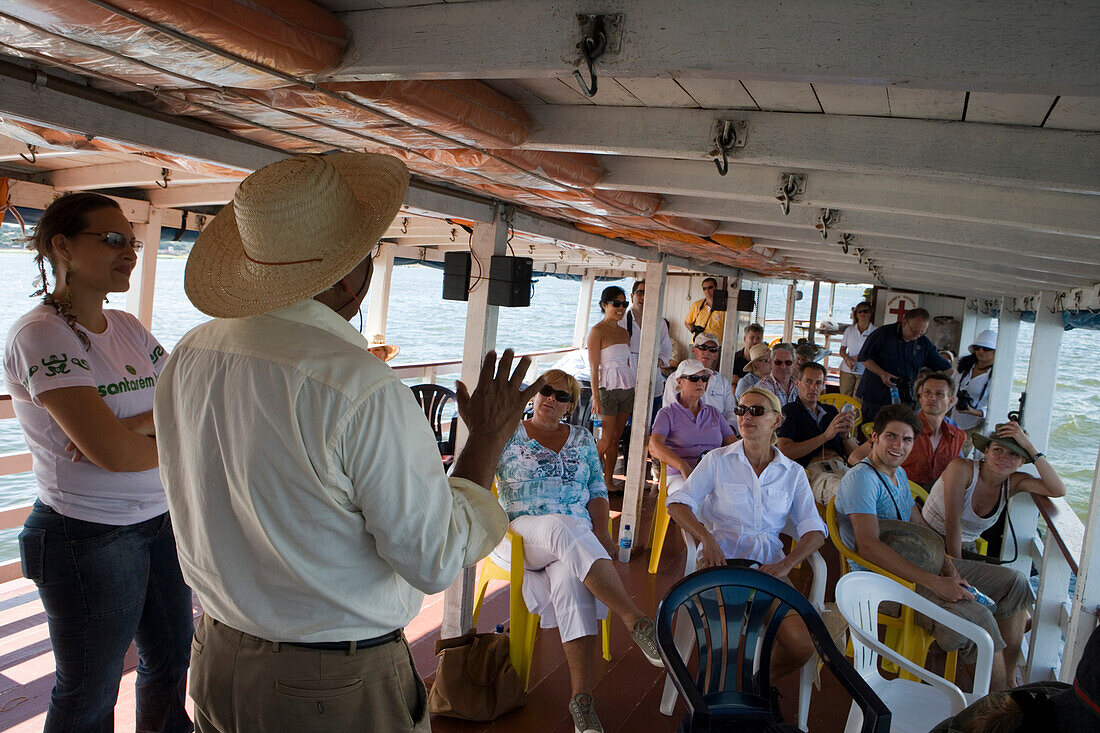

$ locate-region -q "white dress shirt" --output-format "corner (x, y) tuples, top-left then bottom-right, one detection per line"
(663, 371), (738, 425)
(666, 441), (827, 565)
(154, 298), (507, 642)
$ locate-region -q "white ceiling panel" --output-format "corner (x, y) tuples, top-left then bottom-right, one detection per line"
(1044, 96), (1100, 131)
(740, 81), (821, 113)
(813, 84), (890, 116)
(966, 92), (1056, 125)
(886, 88), (966, 120)
(612, 78), (698, 108)
(674, 78), (758, 109)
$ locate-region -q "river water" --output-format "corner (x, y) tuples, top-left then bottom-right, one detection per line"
(1, 251), (1096, 561)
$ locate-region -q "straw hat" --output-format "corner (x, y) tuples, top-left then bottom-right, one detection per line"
(185, 154), (409, 318)
(743, 343), (771, 373)
(368, 334), (400, 362)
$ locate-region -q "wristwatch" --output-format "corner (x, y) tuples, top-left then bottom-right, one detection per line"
(1032, 451), (1045, 461)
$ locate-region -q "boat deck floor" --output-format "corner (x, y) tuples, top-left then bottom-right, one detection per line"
(0, 482), (855, 732)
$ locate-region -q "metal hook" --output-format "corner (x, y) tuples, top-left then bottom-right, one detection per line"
(815, 209), (837, 240)
(400, 218), (409, 235)
(155, 168), (171, 189)
(449, 228), (456, 243)
(572, 16), (608, 98)
(19, 145), (38, 165)
(775, 173), (803, 216)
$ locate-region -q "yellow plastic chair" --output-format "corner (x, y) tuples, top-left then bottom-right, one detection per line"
(861, 422), (874, 440)
(818, 393), (863, 436)
(826, 497), (958, 683)
(471, 517), (613, 688)
(647, 461), (672, 574)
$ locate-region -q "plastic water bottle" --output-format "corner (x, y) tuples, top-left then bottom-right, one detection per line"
(889, 386), (901, 404)
(495, 624), (505, 634)
(618, 523), (633, 562)
(967, 585), (997, 611)
(592, 414), (603, 440)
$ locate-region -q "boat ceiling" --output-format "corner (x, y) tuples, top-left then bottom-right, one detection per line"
(0, 0), (1097, 298)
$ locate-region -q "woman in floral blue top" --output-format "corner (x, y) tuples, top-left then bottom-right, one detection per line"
(493, 369), (662, 733)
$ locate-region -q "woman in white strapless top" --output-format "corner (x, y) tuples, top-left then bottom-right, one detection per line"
(587, 286), (635, 493)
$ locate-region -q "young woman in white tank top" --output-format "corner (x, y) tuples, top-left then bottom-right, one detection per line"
(922, 422), (1066, 559)
(587, 286), (635, 493)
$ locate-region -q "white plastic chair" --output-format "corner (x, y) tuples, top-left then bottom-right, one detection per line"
(835, 573), (994, 733)
(659, 519), (827, 731)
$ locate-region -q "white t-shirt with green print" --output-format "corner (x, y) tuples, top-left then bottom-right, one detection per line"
(3, 304), (168, 524)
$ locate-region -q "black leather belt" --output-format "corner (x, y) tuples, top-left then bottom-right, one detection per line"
(283, 629), (401, 652)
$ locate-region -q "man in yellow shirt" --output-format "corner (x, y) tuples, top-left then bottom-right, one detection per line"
(685, 278), (726, 343)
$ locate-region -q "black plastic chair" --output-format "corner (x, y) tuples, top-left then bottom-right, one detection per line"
(409, 384), (458, 461)
(656, 566), (890, 733)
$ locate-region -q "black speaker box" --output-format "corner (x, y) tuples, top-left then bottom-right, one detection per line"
(487, 255), (533, 307)
(442, 251), (471, 302)
(711, 289), (728, 312)
(489, 255), (532, 281)
(736, 289), (756, 312)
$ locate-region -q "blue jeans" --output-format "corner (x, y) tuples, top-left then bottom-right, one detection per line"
(19, 501), (194, 733)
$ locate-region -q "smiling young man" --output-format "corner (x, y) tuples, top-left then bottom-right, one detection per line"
(847, 371), (966, 488)
(834, 404), (1028, 691)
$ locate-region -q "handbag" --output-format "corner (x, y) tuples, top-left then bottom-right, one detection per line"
(427, 631), (526, 721)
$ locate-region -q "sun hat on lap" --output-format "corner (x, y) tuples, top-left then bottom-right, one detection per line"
(185, 153), (409, 318)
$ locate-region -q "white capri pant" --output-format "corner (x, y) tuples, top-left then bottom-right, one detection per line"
(489, 514), (610, 643)
(665, 473), (686, 497)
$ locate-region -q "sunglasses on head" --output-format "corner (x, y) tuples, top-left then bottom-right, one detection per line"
(694, 344), (718, 353)
(78, 231), (144, 251)
(734, 404), (770, 417)
(772, 359), (793, 366)
(606, 300), (628, 308)
(538, 384), (572, 403)
(680, 373), (710, 383)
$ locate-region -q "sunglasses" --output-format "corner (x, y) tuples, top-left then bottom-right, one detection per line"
(605, 300), (628, 308)
(694, 344), (718, 353)
(680, 373), (710, 383)
(734, 404), (771, 417)
(538, 384), (572, 403)
(772, 359), (793, 366)
(78, 231), (143, 251)
(973, 346), (993, 353)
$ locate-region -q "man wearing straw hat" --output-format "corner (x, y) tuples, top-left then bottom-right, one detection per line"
(154, 154), (541, 731)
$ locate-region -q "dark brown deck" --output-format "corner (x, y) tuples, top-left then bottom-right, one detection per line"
(0, 488), (855, 732)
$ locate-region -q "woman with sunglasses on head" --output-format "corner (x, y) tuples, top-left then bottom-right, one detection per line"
(839, 303), (876, 397)
(648, 360), (737, 497)
(2, 193), (192, 732)
(586, 285), (634, 494)
(492, 369), (662, 733)
(950, 329), (997, 433)
(666, 387), (826, 686)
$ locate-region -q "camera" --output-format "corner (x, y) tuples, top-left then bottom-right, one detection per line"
(690, 325), (705, 336)
(956, 389), (974, 411)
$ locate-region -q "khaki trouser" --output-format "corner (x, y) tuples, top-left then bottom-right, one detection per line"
(191, 614), (429, 732)
(838, 371), (861, 397)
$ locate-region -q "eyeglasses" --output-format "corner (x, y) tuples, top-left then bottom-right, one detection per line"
(734, 404), (770, 417)
(772, 359), (793, 366)
(78, 231), (143, 251)
(680, 373), (710, 383)
(973, 346), (993, 353)
(694, 344), (718, 353)
(606, 300), (628, 308)
(538, 384), (572, 403)
(856, 310), (872, 315)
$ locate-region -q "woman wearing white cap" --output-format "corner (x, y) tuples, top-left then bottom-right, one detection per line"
(951, 329), (996, 431)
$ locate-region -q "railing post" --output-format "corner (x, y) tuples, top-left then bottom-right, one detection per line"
(619, 258), (667, 560)
(441, 206), (506, 639)
(573, 273), (595, 348)
(365, 241), (395, 338)
(1027, 518), (1073, 682)
(126, 207), (161, 329)
(1063, 441), (1100, 682)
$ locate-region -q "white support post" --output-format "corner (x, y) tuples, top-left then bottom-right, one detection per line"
(619, 259), (667, 560)
(126, 207), (161, 329)
(1028, 525), (1074, 682)
(758, 282), (769, 332)
(1022, 293), (1063, 453)
(573, 273), (596, 348)
(364, 241), (395, 338)
(828, 282), (836, 318)
(442, 207), (506, 639)
(718, 276), (740, 381)
(807, 281), (820, 343)
(1063, 444), (1100, 680)
(986, 302), (1021, 432)
(783, 281), (797, 343)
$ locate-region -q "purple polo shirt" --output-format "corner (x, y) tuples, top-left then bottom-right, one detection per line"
(652, 399), (734, 475)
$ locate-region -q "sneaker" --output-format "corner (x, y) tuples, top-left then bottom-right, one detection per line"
(568, 693), (603, 733)
(631, 616), (664, 668)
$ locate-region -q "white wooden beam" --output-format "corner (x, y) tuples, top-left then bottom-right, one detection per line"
(528, 107), (1100, 194)
(47, 162), (229, 192)
(364, 242), (395, 338)
(336, 0), (1100, 95)
(126, 207), (161, 328)
(146, 182), (240, 208)
(443, 206), (508, 639)
(573, 274), (595, 348)
(0, 137), (87, 162)
(1022, 293), (1065, 453)
(986, 305), (1023, 433)
(598, 157), (1100, 239)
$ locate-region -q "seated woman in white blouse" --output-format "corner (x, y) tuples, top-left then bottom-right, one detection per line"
(665, 387), (827, 683)
(493, 369), (661, 733)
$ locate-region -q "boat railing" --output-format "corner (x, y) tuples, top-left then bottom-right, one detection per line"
(0, 347), (578, 584)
